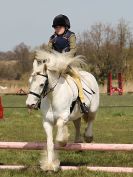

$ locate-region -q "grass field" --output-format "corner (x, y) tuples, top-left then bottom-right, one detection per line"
(0, 94), (133, 177)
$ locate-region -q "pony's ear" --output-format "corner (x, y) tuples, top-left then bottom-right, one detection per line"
(33, 60), (38, 71)
(43, 64), (47, 74)
(31, 71), (36, 76)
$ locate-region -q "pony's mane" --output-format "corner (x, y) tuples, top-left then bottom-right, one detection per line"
(35, 50), (87, 73)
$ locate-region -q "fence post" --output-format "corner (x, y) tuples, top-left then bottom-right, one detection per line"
(107, 72), (112, 95)
(0, 97), (4, 119)
(107, 72), (123, 96)
(118, 73), (123, 95)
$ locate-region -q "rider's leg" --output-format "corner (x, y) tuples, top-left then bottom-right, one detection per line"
(68, 66), (89, 113)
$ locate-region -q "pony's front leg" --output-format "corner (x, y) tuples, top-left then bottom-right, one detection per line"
(40, 121), (60, 171)
(56, 118), (69, 147)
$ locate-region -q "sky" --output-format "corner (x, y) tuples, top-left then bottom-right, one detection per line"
(0, 0), (133, 51)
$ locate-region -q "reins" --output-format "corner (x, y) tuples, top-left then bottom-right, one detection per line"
(43, 73), (61, 97)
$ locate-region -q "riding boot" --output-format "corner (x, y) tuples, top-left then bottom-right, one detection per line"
(80, 101), (89, 114)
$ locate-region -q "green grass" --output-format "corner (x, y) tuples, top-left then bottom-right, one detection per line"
(0, 94), (133, 177)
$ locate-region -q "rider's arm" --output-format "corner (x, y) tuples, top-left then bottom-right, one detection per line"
(68, 34), (77, 57)
(47, 39), (53, 52)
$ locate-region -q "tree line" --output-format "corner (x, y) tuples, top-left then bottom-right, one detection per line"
(0, 43), (33, 80)
(77, 19), (133, 84)
(0, 19), (133, 84)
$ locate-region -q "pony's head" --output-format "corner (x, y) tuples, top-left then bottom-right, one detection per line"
(26, 59), (48, 109)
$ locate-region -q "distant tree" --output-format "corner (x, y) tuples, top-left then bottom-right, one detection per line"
(0, 43), (33, 80)
(14, 43), (31, 73)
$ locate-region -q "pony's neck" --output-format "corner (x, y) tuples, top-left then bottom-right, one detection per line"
(47, 70), (60, 88)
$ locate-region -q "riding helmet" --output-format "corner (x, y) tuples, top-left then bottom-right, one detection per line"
(52, 14), (70, 29)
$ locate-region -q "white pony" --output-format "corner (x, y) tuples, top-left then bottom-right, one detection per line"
(26, 50), (99, 171)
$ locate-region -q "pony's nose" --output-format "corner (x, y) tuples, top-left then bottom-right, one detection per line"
(27, 104), (39, 110)
(27, 104), (34, 109)
(27, 104), (32, 109)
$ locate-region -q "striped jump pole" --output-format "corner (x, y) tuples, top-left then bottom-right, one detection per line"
(0, 165), (133, 173)
(0, 142), (133, 151)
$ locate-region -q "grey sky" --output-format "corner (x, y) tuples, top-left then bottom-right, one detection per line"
(0, 0), (132, 51)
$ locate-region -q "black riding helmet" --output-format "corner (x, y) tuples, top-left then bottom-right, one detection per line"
(52, 14), (70, 29)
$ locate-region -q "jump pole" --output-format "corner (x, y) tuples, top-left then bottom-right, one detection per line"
(0, 142), (133, 151)
(0, 165), (133, 173)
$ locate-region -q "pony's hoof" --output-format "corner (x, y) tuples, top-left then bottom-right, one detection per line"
(40, 161), (60, 172)
(84, 135), (93, 143)
(74, 138), (83, 143)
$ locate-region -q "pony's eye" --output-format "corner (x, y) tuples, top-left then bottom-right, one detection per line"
(40, 84), (44, 87)
(37, 60), (42, 65)
(43, 59), (47, 63)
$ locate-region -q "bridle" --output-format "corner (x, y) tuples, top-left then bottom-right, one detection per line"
(28, 72), (61, 108)
(29, 73), (48, 99)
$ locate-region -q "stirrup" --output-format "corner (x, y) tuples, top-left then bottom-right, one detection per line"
(80, 102), (89, 114)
